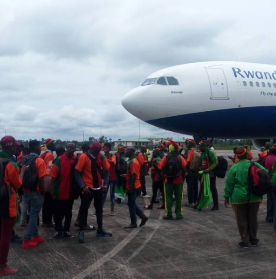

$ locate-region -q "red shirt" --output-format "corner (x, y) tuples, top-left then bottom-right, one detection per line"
(106, 154), (116, 181)
(49, 154), (76, 200)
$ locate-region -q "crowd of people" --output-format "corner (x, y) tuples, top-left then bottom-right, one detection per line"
(0, 135), (275, 277)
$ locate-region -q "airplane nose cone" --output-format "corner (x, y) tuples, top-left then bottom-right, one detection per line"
(122, 87), (145, 118)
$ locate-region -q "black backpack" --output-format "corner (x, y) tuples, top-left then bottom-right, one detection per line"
(116, 154), (127, 174)
(22, 154), (38, 192)
(164, 154), (182, 178)
(0, 158), (11, 201)
(248, 162), (272, 196)
(214, 156), (228, 178)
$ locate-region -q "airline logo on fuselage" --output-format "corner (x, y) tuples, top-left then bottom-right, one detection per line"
(232, 67), (276, 80)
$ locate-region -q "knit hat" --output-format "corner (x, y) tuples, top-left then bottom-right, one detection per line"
(153, 147), (161, 156)
(236, 146), (248, 160)
(0, 136), (16, 147)
(198, 140), (208, 148)
(90, 142), (102, 151)
(186, 139), (196, 147)
(118, 144), (126, 153)
(270, 144), (276, 154)
(45, 138), (56, 149)
(168, 140), (179, 153)
(158, 143), (166, 151)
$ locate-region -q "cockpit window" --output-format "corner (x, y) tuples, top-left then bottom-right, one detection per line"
(166, 77), (179, 85)
(157, 77), (167, 85)
(141, 78), (157, 86)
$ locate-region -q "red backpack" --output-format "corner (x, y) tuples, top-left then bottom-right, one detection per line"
(248, 162), (271, 196)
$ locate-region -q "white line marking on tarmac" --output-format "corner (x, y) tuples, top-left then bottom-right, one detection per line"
(73, 198), (152, 279)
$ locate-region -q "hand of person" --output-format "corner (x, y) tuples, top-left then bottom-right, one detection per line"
(204, 169), (209, 173)
(224, 199), (230, 208)
(82, 186), (90, 195)
(101, 186), (108, 193)
(21, 165), (29, 173)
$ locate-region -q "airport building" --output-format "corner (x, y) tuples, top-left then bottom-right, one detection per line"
(113, 138), (186, 148)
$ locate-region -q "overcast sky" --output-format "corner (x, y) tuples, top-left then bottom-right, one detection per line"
(1, 0), (276, 142)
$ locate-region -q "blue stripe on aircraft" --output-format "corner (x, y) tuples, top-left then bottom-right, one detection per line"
(147, 106), (276, 138)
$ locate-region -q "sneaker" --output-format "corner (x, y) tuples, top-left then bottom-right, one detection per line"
(84, 225), (95, 231)
(32, 235), (44, 244)
(211, 206), (219, 211)
(10, 235), (22, 244)
(238, 242), (250, 248)
(96, 228), (112, 237)
(184, 203), (191, 207)
(157, 205), (165, 210)
(124, 223), (138, 229)
(63, 231), (74, 239)
(142, 194), (151, 198)
(193, 203), (198, 209)
(176, 216), (183, 220)
(250, 239), (259, 247)
(163, 216), (174, 220)
(78, 232), (84, 243)
(0, 266), (17, 277)
(110, 206), (115, 216)
(22, 239), (38, 249)
(144, 204), (153, 210)
(50, 231), (62, 240)
(140, 216), (149, 227)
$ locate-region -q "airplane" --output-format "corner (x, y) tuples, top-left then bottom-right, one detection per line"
(121, 61), (276, 149)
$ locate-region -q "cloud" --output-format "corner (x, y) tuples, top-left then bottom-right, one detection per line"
(0, 0), (276, 141)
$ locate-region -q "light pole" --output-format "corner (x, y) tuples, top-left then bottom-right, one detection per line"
(0, 128), (14, 136)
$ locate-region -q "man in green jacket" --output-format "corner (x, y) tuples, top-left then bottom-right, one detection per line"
(224, 146), (264, 248)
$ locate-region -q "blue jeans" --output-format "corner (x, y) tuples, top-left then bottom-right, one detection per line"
(20, 194), (29, 225)
(140, 176), (147, 196)
(23, 192), (44, 240)
(102, 181), (117, 207)
(127, 188), (145, 224)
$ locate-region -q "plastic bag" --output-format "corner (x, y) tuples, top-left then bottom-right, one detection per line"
(115, 184), (125, 200)
(197, 173), (211, 209)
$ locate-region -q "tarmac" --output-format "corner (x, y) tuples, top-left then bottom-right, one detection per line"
(8, 150), (276, 279)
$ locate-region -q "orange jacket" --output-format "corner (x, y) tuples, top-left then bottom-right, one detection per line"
(0, 152), (22, 218)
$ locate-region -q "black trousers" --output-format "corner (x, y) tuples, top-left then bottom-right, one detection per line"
(150, 181), (164, 205)
(53, 199), (74, 232)
(210, 177), (218, 207)
(79, 189), (103, 230)
(42, 192), (54, 225)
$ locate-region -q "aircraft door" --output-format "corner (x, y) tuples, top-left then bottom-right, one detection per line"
(205, 68), (229, 100)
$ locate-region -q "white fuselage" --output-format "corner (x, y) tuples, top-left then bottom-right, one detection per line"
(122, 61), (276, 139)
